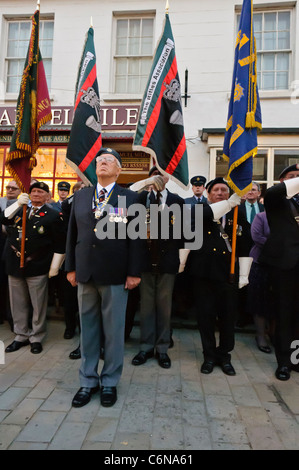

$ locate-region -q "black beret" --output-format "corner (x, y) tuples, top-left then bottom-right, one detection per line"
(29, 181), (50, 193)
(58, 181), (70, 191)
(206, 177), (230, 193)
(149, 166), (161, 177)
(190, 175), (206, 186)
(96, 147), (122, 165)
(279, 163), (299, 180)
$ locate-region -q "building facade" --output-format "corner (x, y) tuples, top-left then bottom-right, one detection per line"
(0, 0), (298, 200)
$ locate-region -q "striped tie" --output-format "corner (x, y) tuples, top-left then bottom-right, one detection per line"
(29, 207), (39, 219)
(98, 188), (106, 203)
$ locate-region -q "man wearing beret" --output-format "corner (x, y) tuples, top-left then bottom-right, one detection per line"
(1, 182), (66, 354)
(51, 181), (71, 211)
(185, 175), (207, 206)
(259, 164), (299, 380)
(66, 148), (144, 408)
(187, 177), (251, 376)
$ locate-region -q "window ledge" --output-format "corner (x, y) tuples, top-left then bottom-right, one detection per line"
(259, 90), (292, 100)
(227, 89), (293, 101)
(102, 93), (143, 102)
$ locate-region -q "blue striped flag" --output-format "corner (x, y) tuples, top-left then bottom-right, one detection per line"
(223, 0), (262, 196)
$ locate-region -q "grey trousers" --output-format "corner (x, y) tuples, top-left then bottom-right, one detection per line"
(8, 274), (48, 343)
(77, 281), (128, 388)
(139, 272), (175, 353)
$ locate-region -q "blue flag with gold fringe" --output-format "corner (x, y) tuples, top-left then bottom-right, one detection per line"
(223, 0), (262, 196)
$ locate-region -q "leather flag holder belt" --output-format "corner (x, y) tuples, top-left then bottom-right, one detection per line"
(217, 222), (232, 253)
(10, 244), (49, 267)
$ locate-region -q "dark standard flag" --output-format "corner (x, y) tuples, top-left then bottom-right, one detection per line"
(133, 13), (189, 189)
(6, 8), (52, 192)
(66, 26), (101, 185)
(223, 0), (262, 196)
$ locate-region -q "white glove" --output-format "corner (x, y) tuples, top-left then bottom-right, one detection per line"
(49, 253), (65, 278)
(178, 248), (190, 273)
(4, 193), (30, 219)
(284, 177), (299, 199)
(211, 193), (241, 220)
(129, 175), (165, 193)
(238, 257), (253, 289)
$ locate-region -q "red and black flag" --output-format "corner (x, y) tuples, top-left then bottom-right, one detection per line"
(133, 13), (189, 189)
(6, 8), (52, 192)
(66, 26), (101, 185)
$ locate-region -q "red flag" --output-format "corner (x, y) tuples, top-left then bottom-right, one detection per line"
(6, 8), (52, 192)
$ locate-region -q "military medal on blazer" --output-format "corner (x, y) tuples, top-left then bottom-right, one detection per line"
(93, 185), (128, 224)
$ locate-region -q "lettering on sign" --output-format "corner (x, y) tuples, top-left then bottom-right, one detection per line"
(0, 105), (140, 130)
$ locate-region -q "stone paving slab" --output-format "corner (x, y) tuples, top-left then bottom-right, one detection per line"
(0, 319), (299, 450)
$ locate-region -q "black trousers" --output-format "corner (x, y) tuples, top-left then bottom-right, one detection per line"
(193, 278), (237, 363)
(268, 262), (299, 367)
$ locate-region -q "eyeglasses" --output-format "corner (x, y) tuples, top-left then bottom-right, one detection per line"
(96, 156), (115, 164)
(6, 186), (18, 190)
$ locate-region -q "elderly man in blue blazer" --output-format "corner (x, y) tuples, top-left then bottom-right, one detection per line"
(66, 148), (144, 408)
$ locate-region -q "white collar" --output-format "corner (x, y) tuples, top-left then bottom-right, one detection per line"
(97, 182), (115, 194)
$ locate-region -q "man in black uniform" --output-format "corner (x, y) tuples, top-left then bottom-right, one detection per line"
(187, 177), (251, 376)
(131, 166), (185, 369)
(259, 164), (299, 380)
(1, 182), (66, 354)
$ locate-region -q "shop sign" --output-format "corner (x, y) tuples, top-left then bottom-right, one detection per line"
(0, 105), (140, 130)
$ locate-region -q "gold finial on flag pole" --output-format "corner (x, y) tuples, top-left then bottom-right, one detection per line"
(37, 0), (40, 10)
(90, 16), (93, 28)
(165, 0), (170, 14)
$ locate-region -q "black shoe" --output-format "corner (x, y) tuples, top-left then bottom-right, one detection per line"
(69, 345), (81, 360)
(255, 337), (271, 354)
(219, 362), (236, 376)
(5, 340), (29, 353)
(100, 386), (117, 407)
(156, 352), (171, 369)
(201, 361), (215, 374)
(30, 342), (43, 354)
(72, 386), (99, 407)
(64, 328), (75, 339)
(275, 366), (291, 381)
(132, 350), (154, 366)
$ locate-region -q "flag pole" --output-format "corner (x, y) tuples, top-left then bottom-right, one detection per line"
(229, 205), (238, 283)
(165, 0), (170, 14)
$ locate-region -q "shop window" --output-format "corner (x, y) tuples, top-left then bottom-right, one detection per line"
(274, 149), (299, 180)
(0, 144), (78, 197)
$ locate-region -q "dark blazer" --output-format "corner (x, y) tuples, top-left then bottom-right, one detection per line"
(185, 195), (207, 206)
(238, 201), (264, 223)
(259, 182), (299, 270)
(51, 201), (62, 212)
(139, 189), (185, 274)
(65, 184), (144, 285)
(0, 204), (66, 277)
(187, 203), (251, 282)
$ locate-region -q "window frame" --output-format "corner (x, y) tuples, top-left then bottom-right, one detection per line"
(112, 11), (155, 95)
(4, 15), (54, 99)
(236, 5), (294, 94)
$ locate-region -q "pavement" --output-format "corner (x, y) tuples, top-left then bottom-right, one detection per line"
(0, 317), (299, 451)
